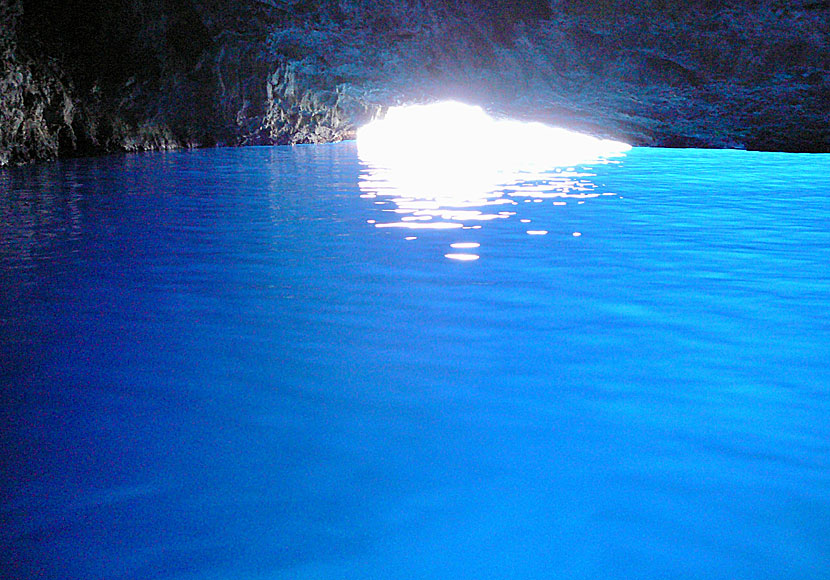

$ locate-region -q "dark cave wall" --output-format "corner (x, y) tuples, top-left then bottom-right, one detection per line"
(1, 0), (75, 165)
(1, 0), (829, 166)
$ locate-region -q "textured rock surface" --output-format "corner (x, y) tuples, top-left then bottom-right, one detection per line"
(1, 0), (828, 166)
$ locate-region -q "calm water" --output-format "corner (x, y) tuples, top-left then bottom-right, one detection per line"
(2, 143), (829, 579)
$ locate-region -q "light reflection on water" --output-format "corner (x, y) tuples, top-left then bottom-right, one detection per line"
(354, 101), (632, 261)
(357, 162), (621, 259)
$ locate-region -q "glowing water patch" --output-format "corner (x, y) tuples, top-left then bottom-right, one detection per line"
(374, 221), (463, 230)
(445, 253), (480, 261)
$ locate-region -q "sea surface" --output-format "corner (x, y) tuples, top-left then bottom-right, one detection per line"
(2, 143), (829, 579)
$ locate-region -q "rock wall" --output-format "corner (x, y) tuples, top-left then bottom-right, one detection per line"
(1, 0), (70, 165)
(1, 0), (828, 166)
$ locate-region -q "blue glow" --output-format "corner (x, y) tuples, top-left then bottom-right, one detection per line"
(2, 144), (829, 580)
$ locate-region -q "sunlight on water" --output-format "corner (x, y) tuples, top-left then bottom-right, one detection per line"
(444, 252), (480, 261)
(355, 102), (630, 258)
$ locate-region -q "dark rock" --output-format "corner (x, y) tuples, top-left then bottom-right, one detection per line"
(2, 0), (829, 166)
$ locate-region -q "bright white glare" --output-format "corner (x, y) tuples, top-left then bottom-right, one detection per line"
(445, 253), (480, 261)
(357, 101), (631, 185)
(374, 221), (463, 229)
(356, 101), (630, 241)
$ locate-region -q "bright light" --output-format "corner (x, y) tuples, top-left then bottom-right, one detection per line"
(444, 253), (480, 261)
(355, 101), (630, 247)
(357, 101), (631, 183)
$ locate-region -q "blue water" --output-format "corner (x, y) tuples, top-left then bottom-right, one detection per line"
(2, 143), (829, 580)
